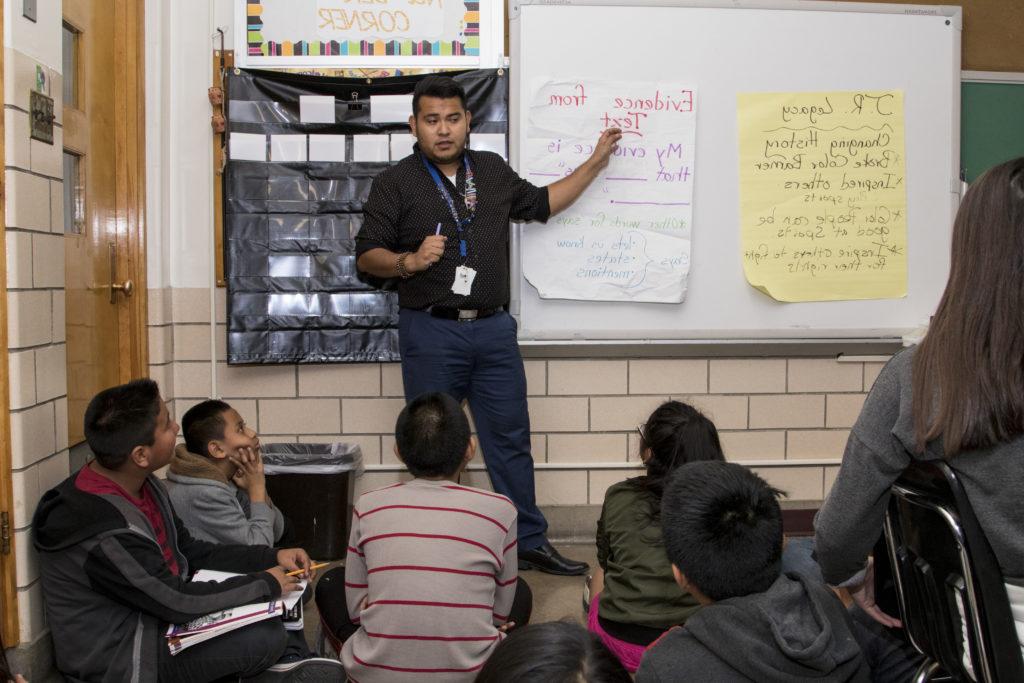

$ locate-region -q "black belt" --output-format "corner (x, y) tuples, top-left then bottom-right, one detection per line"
(427, 306), (500, 321)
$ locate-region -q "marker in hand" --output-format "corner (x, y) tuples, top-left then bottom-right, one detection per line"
(435, 222), (442, 236)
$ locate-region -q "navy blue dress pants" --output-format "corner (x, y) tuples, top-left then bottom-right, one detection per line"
(398, 308), (548, 550)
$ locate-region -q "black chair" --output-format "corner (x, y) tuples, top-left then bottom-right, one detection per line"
(883, 460), (1023, 682)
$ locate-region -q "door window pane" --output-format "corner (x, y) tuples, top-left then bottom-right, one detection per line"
(62, 23), (79, 108)
(63, 152), (84, 235)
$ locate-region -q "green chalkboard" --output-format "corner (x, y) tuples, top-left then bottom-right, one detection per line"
(961, 80), (1024, 182)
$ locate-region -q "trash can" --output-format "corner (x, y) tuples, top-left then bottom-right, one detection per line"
(262, 443), (363, 560)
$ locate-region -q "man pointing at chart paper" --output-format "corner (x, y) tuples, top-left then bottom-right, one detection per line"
(356, 75), (621, 575)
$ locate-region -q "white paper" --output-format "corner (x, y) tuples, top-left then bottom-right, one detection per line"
(389, 133), (416, 161)
(521, 79), (697, 303)
(469, 133), (507, 159)
(370, 94), (414, 123)
(523, 228), (690, 303)
(299, 95), (335, 123)
(309, 134), (348, 162)
(229, 133), (267, 161)
(353, 135), (390, 162)
(452, 265), (477, 295)
(270, 135), (308, 162)
(192, 569), (307, 610)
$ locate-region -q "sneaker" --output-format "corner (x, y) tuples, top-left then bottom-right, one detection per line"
(248, 657), (346, 681)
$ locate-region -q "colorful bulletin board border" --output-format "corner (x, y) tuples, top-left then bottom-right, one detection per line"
(236, 1), (503, 69)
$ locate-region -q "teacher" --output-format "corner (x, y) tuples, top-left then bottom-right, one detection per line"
(356, 75), (621, 575)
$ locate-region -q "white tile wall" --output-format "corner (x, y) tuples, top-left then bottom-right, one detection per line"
(143, 289), (898, 513)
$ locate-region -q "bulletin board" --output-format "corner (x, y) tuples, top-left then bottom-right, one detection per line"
(235, 0), (505, 69)
(509, 0), (962, 345)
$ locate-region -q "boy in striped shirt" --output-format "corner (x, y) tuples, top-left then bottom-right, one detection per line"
(335, 392), (531, 681)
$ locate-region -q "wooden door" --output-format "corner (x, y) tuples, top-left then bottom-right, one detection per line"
(63, 0), (147, 446)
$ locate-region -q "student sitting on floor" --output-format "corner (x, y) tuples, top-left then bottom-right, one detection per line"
(588, 400), (724, 671)
(166, 399), (285, 547)
(475, 621), (630, 683)
(32, 379), (342, 682)
(317, 392), (531, 682)
(636, 461), (871, 682)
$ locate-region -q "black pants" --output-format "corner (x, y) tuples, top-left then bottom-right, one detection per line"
(315, 565), (533, 645)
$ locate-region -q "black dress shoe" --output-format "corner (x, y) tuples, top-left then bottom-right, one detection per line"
(518, 541), (590, 576)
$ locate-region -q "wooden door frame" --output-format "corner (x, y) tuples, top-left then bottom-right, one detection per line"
(0, 0), (19, 647)
(112, 0), (149, 381)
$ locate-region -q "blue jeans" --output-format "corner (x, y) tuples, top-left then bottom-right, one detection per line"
(398, 308), (547, 550)
(157, 617), (287, 681)
(783, 537), (924, 683)
(782, 536), (825, 583)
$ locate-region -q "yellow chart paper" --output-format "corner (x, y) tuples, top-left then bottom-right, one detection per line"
(738, 91), (907, 302)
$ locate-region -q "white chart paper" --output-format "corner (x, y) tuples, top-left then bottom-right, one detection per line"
(521, 79), (697, 303)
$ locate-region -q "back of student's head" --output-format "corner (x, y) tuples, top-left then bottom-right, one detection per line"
(661, 461), (784, 602)
(395, 392), (470, 478)
(629, 400), (724, 520)
(182, 399), (233, 457)
(475, 621), (631, 683)
(913, 156), (1024, 455)
(84, 379), (163, 470)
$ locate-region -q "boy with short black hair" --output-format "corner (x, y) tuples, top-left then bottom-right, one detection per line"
(33, 379), (340, 682)
(325, 392), (531, 682)
(166, 399), (285, 547)
(636, 461), (871, 682)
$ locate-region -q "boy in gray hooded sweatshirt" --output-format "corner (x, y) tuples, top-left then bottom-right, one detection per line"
(166, 400), (285, 547)
(636, 461), (871, 682)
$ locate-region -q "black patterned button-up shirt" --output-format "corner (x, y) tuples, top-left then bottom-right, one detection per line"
(356, 146), (550, 310)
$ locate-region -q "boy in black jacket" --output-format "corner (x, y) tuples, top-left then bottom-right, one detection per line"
(636, 462), (871, 682)
(33, 379), (341, 682)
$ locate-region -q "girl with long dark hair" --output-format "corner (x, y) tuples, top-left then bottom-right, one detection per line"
(815, 158), (1024, 654)
(587, 400), (724, 671)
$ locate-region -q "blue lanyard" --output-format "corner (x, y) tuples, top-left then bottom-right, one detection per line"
(420, 153), (473, 259)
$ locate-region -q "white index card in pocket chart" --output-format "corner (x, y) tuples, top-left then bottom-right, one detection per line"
(352, 135), (390, 162)
(370, 95), (414, 123)
(229, 133), (267, 161)
(469, 134), (508, 159)
(299, 95), (335, 124)
(270, 135), (308, 162)
(389, 134), (416, 161)
(309, 135), (348, 162)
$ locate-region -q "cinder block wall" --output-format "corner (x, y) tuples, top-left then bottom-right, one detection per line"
(151, 288), (886, 524)
(5, 2), (69, 650)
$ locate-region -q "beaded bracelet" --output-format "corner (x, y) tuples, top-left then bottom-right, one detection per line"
(396, 252), (414, 279)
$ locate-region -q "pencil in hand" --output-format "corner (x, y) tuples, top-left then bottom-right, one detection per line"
(284, 561), (327, 577)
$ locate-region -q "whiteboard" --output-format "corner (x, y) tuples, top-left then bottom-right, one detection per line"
(509, 0), (961, 343)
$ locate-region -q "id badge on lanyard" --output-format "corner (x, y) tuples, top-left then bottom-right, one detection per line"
(421, 153), (475, 260)
(421, 154), (478, 294)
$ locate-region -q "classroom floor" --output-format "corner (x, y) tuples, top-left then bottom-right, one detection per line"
(302, 543), (598, 652)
